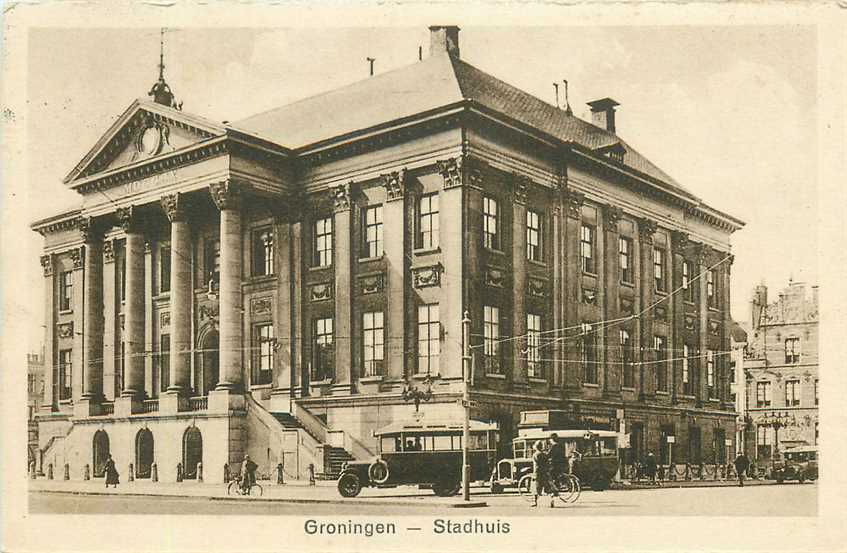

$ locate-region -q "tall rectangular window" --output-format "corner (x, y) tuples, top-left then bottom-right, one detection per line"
(654, 247), (666, 292)
(159, 244), (171, 293)
(159, 334), (170, 394)
(253, 324), (274, 386)
(363, 206), (384, 258)
(252, 228), (274, 276)
(707, 350), (716, 397)
(58, 349), (72, 401)
(526, 313), (542, 378)
(418, 194), (439, 250)
(580, 225), (595, 274)
(785, 380), (800, 406)
(756, 381), (772, 408)
(313, 317), (334, 381)
(526, 210), (542, 262)
(682, 261), (693, 302)
(582, 324), (597, 384)
(484, 305), (501, 374)
(205, 239), (220, 285)
(621, 329), (634, 388)
(619, 237), (633, 283)
(363, 311), (385, 377)
(655, 336), (668, 391)
(682, 344), (692, 395)
(118, 245), (127, 301)
(815, 379), (819, 406)
(314, 217), (333, 267)
(483, 196), (499, 250)
(784, 337), (801, 364)
(707, 269), (717, 308)
(417, 304), (440, 374)
(59, 270), (73, 311)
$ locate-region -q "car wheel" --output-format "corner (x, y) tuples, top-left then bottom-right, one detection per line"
(776, 476), (784, 484)
(799, 475), (805, 484)
(368, 459), (390, 485)
(433, 478), (461, 497)
(337, 473), (362, 498)
(490, 482), (503, 494)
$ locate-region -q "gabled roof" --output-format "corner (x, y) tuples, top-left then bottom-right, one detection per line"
(234, 53), (691, 196)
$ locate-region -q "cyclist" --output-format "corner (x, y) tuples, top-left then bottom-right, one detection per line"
(240, 454), (258, 494)
(531, 441), (554, 508)
(547, 433), (566, 492)
(568, 447), (582, 475)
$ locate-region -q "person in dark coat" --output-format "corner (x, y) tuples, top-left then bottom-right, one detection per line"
(104, 455), (120, 488)
(644, 452), (658, 485)
(547, 434), (566, 489)
(531, 441), (553, 508)
(734, 453), (750, 487)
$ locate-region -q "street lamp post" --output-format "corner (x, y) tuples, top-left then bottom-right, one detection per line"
(758, 411), (796, 473)
(461, 311), (472, 502)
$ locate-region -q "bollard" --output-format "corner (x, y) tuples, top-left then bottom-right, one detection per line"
(84, 464), (90, 480)
(276, 463), (284, 485)
(47, 463), (54, 480)
(308, 463), (316, 486)
(197, 462), (203, 483)
(128, 463), (135, 482)
(151, 463), (158, 482)
(63, 464), (70, 481)
(176, 462), (183, 482)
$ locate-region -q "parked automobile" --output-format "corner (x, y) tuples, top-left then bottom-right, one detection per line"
(773, 445), (818, 483)
(336, 420), (499, 498)
(490, 429), (620, 492)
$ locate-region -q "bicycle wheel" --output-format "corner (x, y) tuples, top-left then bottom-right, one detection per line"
(564, 474), (581, 503)
(227, 480), (239, 496)
(517, 474), (535, 502)
(250, 483), (264, 497)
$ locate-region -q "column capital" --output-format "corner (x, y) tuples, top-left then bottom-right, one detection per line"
(103, 239), (115, 264)
(565, 189), (584, 218)
(693, 242), (710, 265)
(40, 254), (53, 277)
(671, 229), (689, 251)
(333, 182), (352, 213)
(160, 192), (188, 222)
(512, 173), (530, 205)
(380, 169), (407, 202)
(77, 216), (103, 244)
(602, 204), (623, 232)
(638, 217), (657, 243)
(210, 180), (242, 211)
(436, 155), (485, 190)
(116, 206), (143, 233)
(70, 246), (84, 270)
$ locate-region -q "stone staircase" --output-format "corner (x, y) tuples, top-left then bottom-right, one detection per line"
(326, 446), (355, 479)
(269, 411), (356, 480)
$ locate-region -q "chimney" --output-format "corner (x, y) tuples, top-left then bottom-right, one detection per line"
(751, 284), (768, 330)
(429, 25), (460, 58)
(587, 97), (620, 133)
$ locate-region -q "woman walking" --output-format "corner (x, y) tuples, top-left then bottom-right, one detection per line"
(104, 455), (120, 488)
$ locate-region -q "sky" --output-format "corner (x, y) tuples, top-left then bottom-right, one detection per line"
(24, 25), (818, 349)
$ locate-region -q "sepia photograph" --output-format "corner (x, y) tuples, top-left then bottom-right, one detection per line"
(2, 2), (846, 552)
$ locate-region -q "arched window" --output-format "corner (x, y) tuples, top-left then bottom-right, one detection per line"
(136, 428), (154, 479)
(182, 427), (203, 480)
(92, 430), (110, 478)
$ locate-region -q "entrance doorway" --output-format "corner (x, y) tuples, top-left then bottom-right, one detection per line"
(197, 329), (219, 396)
(183, 426), (202, 479)
(630, 423), (644, 465)
(92, 430), (110, 478)
(136, 428), (154, 479)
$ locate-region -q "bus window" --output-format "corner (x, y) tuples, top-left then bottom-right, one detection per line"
(810, 452), (817, 461)
(382, 437), (400, 452)
(433, 435), (453, 450)
(469, 433), (487, 450)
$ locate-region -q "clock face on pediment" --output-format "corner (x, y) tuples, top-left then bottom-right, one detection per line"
(138, 125), (163, 157)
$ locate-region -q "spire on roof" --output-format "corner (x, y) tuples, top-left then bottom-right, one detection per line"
(148, 28), (182, 110)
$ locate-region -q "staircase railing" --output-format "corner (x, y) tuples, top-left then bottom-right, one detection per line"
(292, 402), (374, 461)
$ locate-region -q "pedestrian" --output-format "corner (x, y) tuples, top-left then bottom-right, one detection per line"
(531, 441), (554, 508)
(644, 452), (658, 486)
(104, 455), (120, 488)
(733, 453), (750, 487)
(547, 433), (566, 492)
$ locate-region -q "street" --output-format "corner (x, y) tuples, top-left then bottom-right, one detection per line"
(29, 481), (817, 517)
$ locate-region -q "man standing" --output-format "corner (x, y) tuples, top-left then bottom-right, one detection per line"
(531, 441), (553, 508)
(734, 453), (750, 487)
(241, 454), (258, 494)
(644, 452), (658, 486)
(547, 434), (566, 490)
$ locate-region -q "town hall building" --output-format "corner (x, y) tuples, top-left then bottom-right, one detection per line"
(33, 26), (744, 483)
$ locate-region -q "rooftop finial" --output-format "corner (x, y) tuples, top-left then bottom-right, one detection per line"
(148, 27), (182, 110)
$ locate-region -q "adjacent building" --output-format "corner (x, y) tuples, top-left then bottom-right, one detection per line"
(33, 26), (744, 483)
(28, 351), (45, 468)
(742, 281), (819, 463)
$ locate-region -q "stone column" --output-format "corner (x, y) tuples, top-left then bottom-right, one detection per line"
(638, 217), (657, 400)
(721, 254), (734, 408)
(160, 193), (191, 413)
(551, 200), (564, 390)
(77, 216), (106, 416)
(696, 244), (710, 404)
(381, 171), (407, 384)
(562, 189), (584, 391)
(270, 200), (299, 412)
(116, 208), (145, 415)
(210, 180), (244, 394)
(511, 175), (529, 388)
(102, 240), (117, 401)
(602, 205), (623, 398)
(144, 242), (154, 397)
(40, 254), (55, 411)
(670, 231), (688, 403)
(70, 246), (84, 403)
(332, 183), (353, 394)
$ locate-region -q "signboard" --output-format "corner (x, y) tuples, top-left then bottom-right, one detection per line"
(618, 433), (631, 448)
(666, 436), (676, 444)
(725, 439), (733, 446)
(458, 399), (479, 409)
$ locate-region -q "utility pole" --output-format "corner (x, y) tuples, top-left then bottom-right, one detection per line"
(461, 310), (471, 502)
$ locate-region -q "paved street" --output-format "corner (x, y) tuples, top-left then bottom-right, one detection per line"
(30, 481), (816, 517)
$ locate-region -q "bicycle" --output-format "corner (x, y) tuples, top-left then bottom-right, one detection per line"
(226, 475), (264, 497)
(517, 472), (581, 504)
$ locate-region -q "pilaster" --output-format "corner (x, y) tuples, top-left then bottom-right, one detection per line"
(511, 174), (529, 387)
(161, 192), (192, 397)
(40, 254), (55, 410)
(381, 170), (407, 384)
(117, 206), (145, 406)
(670, 231), (688, 402)
(332, 182), (353, 394)
(696, 243), (710, 404)
(102, 239), (117, 402)
(638, 217), (657, 400)
(602, 204), (623, 398)
(562, 188), (583, 391)
(271, 206), (297, 412)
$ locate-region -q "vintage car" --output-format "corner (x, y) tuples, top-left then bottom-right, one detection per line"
(490, 429), (621, 492)
(773, 445), (819, 483)
(336, 420), (499, 498)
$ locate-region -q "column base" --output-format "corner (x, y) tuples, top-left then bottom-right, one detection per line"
(330, 383), (353, 396)
(208, 389), (245, 414)
(73, 397), (102, 418)
(160, 391), (189, 415)
(270, 389), (293, 413)
(115, 396), (143, 417)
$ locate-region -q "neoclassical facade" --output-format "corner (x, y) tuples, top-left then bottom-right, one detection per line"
(33, 26), (744, 483)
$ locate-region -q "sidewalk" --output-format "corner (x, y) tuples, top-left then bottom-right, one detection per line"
(28, 478), (488, 507)
(614, 478), (780, 490)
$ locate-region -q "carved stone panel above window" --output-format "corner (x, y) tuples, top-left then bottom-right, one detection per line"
(527, 278), (546, 298)
(621, 298), (634, 317)
(359, 273), (385, 295)
(251, 296), (273, 316)
(413, 265), (442, 289)
(709, 320), (721, 336)
(160, 311), (171, 329)
(484, 267), (507, 288)
(582, 288), (597, 305)
(311, 282), (333, 302)
(57, 322), (74, 339)
(684, 315), (696, 331)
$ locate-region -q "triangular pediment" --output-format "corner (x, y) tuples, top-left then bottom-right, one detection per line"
(64, 99), (226, 185)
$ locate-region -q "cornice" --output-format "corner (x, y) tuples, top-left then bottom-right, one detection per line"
(31, 210), (82, 236)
